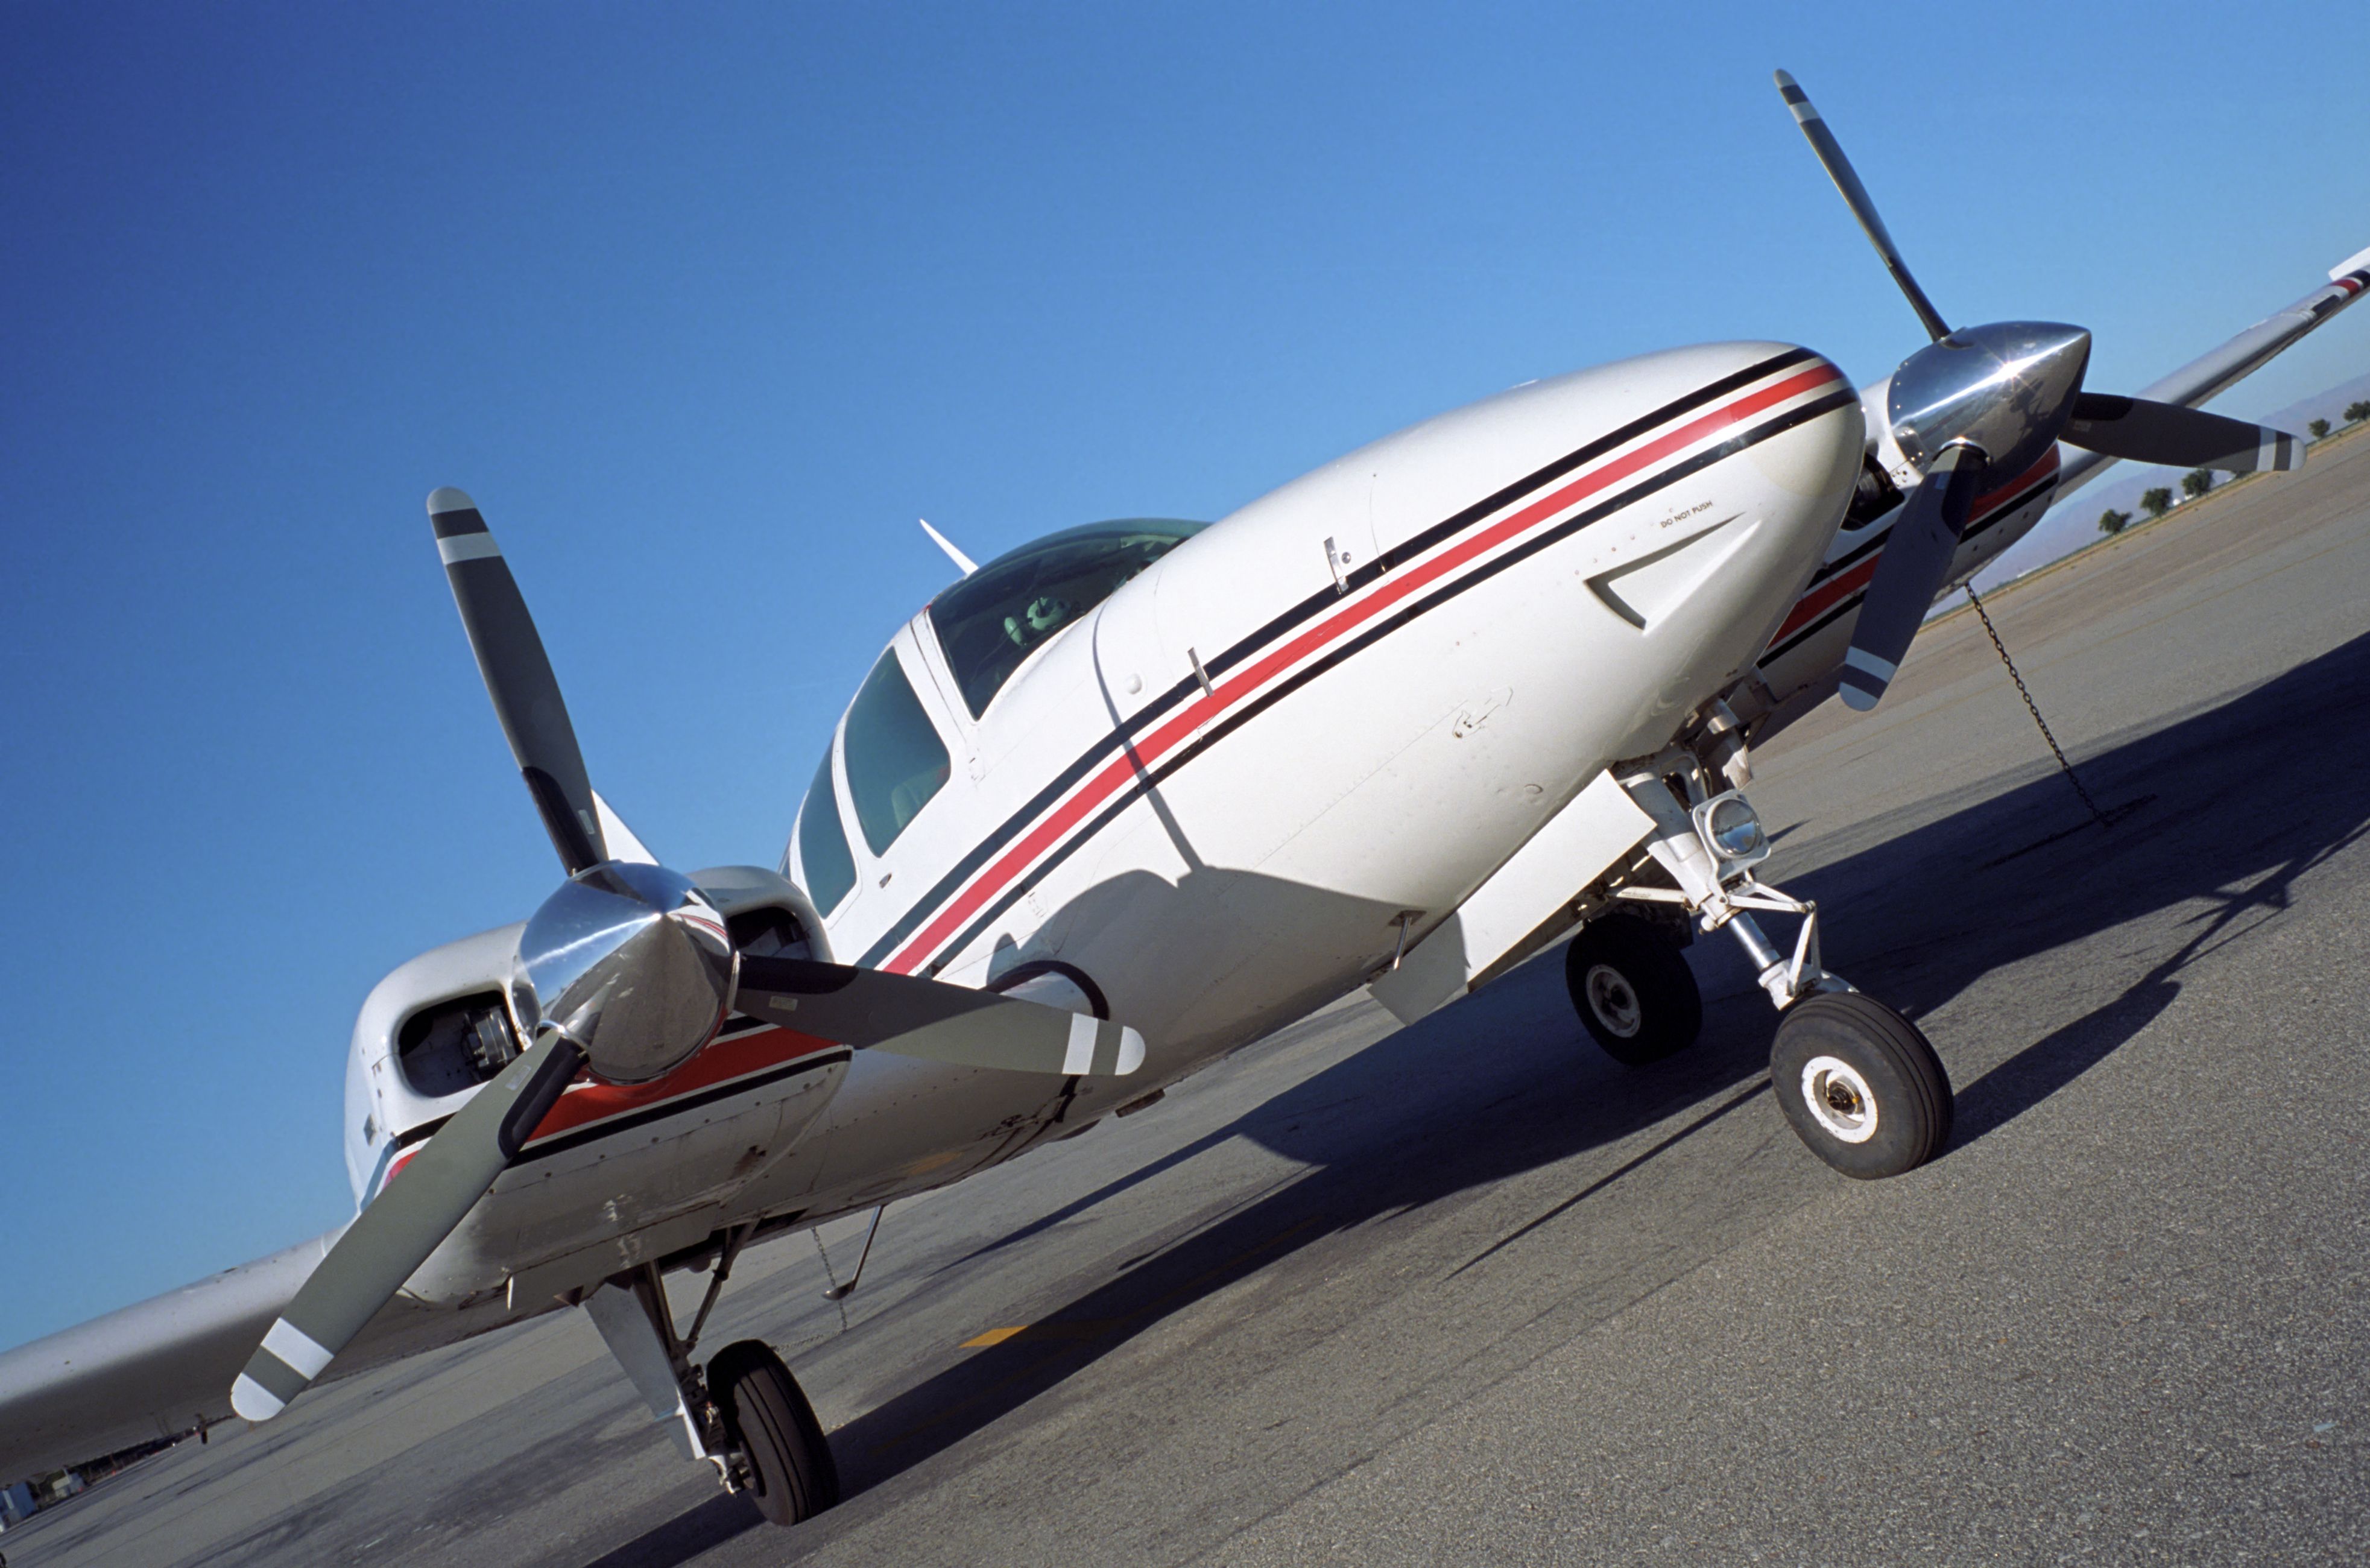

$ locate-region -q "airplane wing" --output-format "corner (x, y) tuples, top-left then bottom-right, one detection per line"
(0, 1233), (332, 1481)
(2052, 242), (2370, 506)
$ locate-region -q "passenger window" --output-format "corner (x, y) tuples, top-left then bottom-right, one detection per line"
(842, 650), (952, 854)
(795, 750), (858, 914)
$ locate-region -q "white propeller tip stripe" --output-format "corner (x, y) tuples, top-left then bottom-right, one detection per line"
(1842, 646), (1898, 681)
(230, 1373), (286, 1422)
(1061, 1013), (1099, 1076)
(436, 533), (503, 564)
(426, 486), (478, 516)
(263, 1317), (336, 1379)
(1117, 1026), (1146, 1076)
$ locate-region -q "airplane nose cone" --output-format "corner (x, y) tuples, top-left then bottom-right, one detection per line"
(1888, 321), (2092, 479)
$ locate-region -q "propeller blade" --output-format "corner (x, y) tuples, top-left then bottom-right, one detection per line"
(428, 488), (608, 875)
(2060, 394), (2305, 475)
(736, 956), (1146, 1076)
(1839, 444), (1986, 711)
(1773, 70), (1950, 343)
(231, 1032), (584, 1421)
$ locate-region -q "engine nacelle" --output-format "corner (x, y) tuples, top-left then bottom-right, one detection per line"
(341, 865), (831, 1207)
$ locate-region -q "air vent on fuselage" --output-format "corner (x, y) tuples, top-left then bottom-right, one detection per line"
(396, 990), (520, 1099)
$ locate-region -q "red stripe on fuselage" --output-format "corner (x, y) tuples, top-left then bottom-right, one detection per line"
(883, 359), (1848, 975)
(519, 1025), (839, 1145)
(379, 1024), (838, 1193)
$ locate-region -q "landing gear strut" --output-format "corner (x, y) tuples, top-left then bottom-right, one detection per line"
(582, 1228), (841, 1527)
(1591, 731), (1953, 1179)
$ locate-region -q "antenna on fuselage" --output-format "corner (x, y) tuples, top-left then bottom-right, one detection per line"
(918, 518), (977, 577)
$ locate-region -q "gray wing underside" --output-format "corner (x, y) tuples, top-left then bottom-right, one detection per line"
(0, 1233), (333, 1479)
(0, 1227), (587, 1481)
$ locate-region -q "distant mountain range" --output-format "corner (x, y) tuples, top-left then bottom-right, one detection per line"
(1973, 369), (2370, 589)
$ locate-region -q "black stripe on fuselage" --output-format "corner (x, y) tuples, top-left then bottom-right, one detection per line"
(855, 347), (1823, 969)
(903, 385), (1860, 974)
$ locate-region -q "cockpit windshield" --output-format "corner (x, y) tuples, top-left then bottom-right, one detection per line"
(928, 519), (1206, 718)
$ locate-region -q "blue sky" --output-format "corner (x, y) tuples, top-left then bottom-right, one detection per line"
(4, 3), (2366, 1351)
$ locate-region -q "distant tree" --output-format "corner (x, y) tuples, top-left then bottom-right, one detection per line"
(2310, 418), (2332, 440)
(2140, 487), (2173, 518)
(2181, 467), (2214, 500)
(2097, 508), (2131, 536)
(2347, 399), (2370, 425)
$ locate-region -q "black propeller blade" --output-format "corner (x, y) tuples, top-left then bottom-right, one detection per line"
(737, 956), (1146, 1077)
(2061, 394), (2304, 475)
(1773, 71), (2307, 716)
(429, 487), (608, 874)
(1838, 444), (1986, 711)
(232, 1032), (585, 1420)
(1774, 70), (1950, 343)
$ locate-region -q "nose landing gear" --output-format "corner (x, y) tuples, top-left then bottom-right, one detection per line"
(1567, 739), (1952, 1180)
(581, 1237), (841, 1528)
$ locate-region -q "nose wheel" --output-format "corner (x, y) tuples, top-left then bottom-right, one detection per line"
(1770, 992), (1952, 1179)
(1564, 915), (1703, 1066)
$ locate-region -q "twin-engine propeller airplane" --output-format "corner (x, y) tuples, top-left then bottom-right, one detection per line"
(4, 73), (2365, 1529)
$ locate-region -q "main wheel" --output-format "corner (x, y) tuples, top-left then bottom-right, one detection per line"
(1564, 915), (1702, 1066)
(1770, 991), (1953, 1180)
(708, 1339), (840, 1526)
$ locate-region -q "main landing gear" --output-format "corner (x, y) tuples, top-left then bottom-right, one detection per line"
(583, 1229), (841, 1528)
(1564, 719), (1953, 1180)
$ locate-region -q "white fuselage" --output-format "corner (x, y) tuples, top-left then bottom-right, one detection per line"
(341, 340), (1869, 1354)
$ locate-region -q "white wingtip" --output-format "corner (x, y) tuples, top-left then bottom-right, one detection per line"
(2328, 243), (2370, 283)
(426, 486), (477, 516)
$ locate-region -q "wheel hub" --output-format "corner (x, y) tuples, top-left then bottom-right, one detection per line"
(1800, 1054), (1879, 1143)
(1584, 965), (1643, 1038)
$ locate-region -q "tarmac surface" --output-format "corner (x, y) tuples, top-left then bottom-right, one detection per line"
(11, 432), (2370, 1566)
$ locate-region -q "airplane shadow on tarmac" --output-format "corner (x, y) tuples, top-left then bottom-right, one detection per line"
(592, 628), (2370, 1567)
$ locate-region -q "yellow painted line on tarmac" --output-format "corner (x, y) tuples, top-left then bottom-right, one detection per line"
(877, 1218), (1321, 1455)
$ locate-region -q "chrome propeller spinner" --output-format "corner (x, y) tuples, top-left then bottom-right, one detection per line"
(516, 861), (738, 1086)
(1773, 71), (2304, 710)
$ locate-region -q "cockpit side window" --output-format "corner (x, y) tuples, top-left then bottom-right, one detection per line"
(842, 650), (952, 854)
(795, 748), (858, 914)
(928, 519), (1206, 718)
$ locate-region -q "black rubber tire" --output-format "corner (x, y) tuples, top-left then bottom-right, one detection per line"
(1564, 915), (1702, 1066)
(1770, 991), (1954, 1180)
(708, 1339), (840, 1526)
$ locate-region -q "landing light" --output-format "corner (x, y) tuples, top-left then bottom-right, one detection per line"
(1693, 792), (1768, 869)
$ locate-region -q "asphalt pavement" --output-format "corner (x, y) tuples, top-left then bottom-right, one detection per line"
(11, 431), (2370, 1567)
